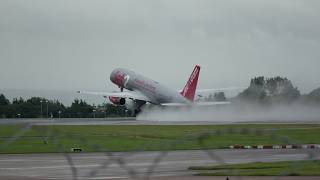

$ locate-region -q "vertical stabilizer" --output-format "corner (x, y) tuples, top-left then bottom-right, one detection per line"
(181, 65), (200, 102)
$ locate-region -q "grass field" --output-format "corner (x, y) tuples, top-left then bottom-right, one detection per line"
(0, 124), (320, 153)
(189, 160), (320, 176)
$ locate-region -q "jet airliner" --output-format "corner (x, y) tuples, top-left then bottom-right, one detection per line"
(78, 65), (229, 115)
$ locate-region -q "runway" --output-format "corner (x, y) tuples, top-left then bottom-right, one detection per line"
(1, 118), (320, 125)
(0, 149), (319, 179)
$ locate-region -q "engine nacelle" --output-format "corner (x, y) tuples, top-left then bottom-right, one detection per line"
(119, 98), (126, 105)
(109, 96), (136, 110)
(109, 96), (121, 105)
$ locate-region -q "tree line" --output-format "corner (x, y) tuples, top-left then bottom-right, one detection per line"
(0, 96), (130, 118)
(236, 76), (320, 106)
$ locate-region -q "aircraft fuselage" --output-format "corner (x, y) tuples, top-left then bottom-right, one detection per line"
(110, 68), (189, 104)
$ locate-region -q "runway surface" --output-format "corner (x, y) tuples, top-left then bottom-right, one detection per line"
(0, 149), (319, 179)
(1, 118), (320, 125)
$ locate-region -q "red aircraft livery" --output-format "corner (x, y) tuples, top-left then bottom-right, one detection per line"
(78, 65), (230, 115)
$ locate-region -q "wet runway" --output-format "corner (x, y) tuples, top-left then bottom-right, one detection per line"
(1, 118), (319, 126)
(0, 149), (319, 179)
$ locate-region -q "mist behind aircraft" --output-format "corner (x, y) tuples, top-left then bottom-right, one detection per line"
(137, 104), (320, 123)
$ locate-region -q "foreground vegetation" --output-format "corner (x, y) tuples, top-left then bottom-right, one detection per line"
(189, 160), (320, 176)
(0, 124), (320, 153)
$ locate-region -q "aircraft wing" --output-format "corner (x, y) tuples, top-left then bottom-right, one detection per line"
(160, 103), (190, 106)
(161, 101), (230, 107)
(196, 87), (246, 94)
(77, 91), (151, 102)
(195, 101), (231, 106)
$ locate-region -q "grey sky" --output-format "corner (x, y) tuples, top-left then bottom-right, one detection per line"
(1, 0), (320, 94)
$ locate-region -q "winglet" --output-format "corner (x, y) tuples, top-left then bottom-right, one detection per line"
(181, 65), (201, 102)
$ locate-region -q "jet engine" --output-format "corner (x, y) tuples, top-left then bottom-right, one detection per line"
(108, 96), (136, 110)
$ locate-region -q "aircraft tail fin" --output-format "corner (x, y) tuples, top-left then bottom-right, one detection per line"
(181, 65), (200, 102)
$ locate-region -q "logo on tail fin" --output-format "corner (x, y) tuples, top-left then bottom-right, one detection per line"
(181, 65), (201, 102)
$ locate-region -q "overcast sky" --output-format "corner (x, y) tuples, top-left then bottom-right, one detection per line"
(1, 0), (320, 94)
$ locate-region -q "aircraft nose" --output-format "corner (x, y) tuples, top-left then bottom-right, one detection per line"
(110, 69), (117, 83)
(110, 68), (126, 87)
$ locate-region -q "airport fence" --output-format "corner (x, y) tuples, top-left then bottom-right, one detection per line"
(0, 120), (319, 180)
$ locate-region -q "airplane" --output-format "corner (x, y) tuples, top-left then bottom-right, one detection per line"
(78, 65), (231, 115)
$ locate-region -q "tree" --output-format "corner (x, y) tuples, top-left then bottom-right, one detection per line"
(238, 76), (268, 103)
(308, 87), (320, 103)
(265, 77), (300, 104)
(237, 76), (300, 105)
(0, 94), (10, 118)
(67, 99), (94, 118)
(301, 87), (320, 105)
(214, 92), (226, 102)
(0, 94), (9, 106)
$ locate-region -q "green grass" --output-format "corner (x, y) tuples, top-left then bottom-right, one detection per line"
(189, 160), (320, 176)
(0, 124), (320, 153)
